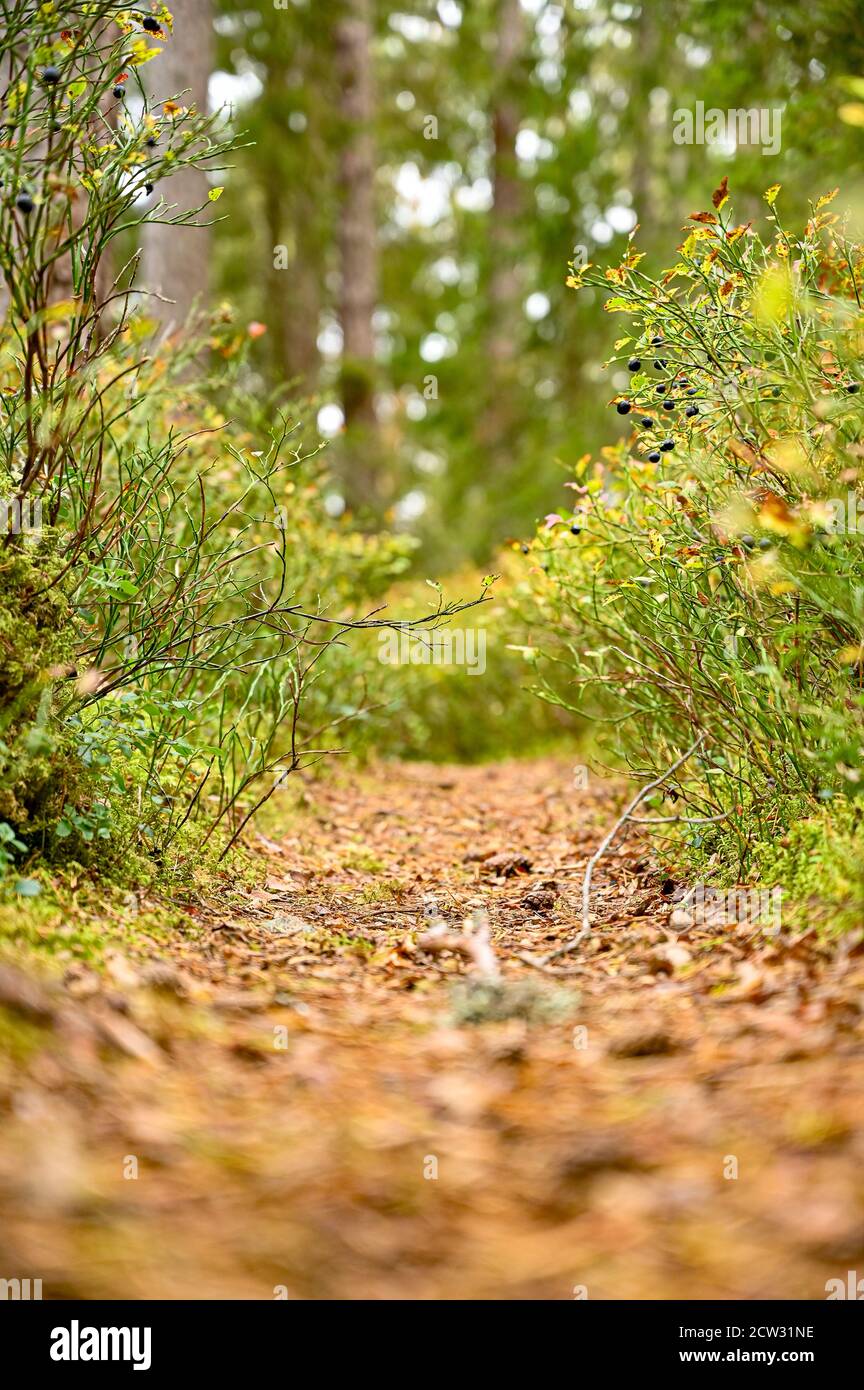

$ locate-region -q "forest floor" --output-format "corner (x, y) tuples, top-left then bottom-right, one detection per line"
(1, 758), (863, 1300)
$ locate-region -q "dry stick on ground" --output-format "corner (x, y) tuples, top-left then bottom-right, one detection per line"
(541, 735), (706, 966)
(418, 910), (500, 980)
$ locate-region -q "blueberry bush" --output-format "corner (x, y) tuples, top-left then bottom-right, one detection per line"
(518, 182), (864, 908)
(0, 2), (479, 891)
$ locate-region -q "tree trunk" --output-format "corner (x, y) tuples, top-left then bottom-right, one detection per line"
(265, 182), (321, 396)
(476, 0), (525, 461)
(335, 0), (379, 511)
(141, 0), (213, 334)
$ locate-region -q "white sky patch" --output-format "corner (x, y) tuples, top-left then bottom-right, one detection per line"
(537, 5), (563, 36)
(605, 203), (638, 233)
(535, 59), (562, 89)
(516, 128), (554, 162)
(525, 291), (551, 321)
(394, 489), (427, 523)
(209, 69), (261, 114)
(389, 13), (439, 43)
(682, 40), (712, 68)
(590, 218), (614, 244)
(317, 403), (344, 438)
(393, 162), (451, 228)
(568, 89), (592, 124)
(419, 332), (452, 363)
(323, 492), (345, 518)
(455, 177), (493, 213)
(437, 0), (462, 27)
(317, 321), (343, 358)
(430, 255), (461, 286)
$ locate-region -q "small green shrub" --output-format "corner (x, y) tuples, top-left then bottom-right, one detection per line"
(0, 3), (483, 885)
(522, 183), (864, 892)
(0, 536), (80, 832)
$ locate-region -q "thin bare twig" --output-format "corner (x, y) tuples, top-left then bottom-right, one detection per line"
(541, 735), (705, 964)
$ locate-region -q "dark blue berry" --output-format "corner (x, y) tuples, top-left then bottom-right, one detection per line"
(847, 383), (860, 394)
(41, 66), (61, 85)
(686, 387), (697, 395)
(628, 358), (641, 372)
(660, 439), (674, 452)
(740, 534), (755, 549)
(15, 192), (34, 213)
(758, 538), (772, 551)
(142, 15), (161, 32)
(685, 404), (699, 417)
(145, 182), (154, 195)
(651, 335), (663, 346)
(640, 418), (653, 429)
(146, 135), (157, 146)
(570, 525), (581, 535)
(654, 359), (667, 370)
(647, 450), (660, 462)
(616, 400), (631, 415)
(113, 86), (125, 98)
(662, 399), (675, 411)
(654, 384), (666, 395)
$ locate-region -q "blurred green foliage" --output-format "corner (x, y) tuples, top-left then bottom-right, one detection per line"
(212, 0), (864, 565)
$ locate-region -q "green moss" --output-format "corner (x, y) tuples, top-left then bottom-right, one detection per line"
(341, 845), (386, 874)
(746, 803), (864, 935)
(449, 978), (579, 1026)
(0, 1003), (52, 1064)
(0, 872), (202, 968)
(667, 799), (864, 935)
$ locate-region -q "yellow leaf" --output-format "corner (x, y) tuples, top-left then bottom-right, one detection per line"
(764, 184), (781, 207)
(43, 299), (77, 323)
(837, 645), (864, 664)
(764, 437), (808, 475)
(838, 102), (864, 128)
(128, 38), (162, 67)
(753, 264), (792, 325)
(814, 187), (839, 210)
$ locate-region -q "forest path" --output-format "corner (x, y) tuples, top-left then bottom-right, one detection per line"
(1, 759), (863, 1299)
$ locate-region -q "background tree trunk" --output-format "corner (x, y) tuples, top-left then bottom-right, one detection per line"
(335, 0), (379, 511)
(265, 183), (321, 396)
(476, 0), (525, 463)
(141, 0), (213, 333)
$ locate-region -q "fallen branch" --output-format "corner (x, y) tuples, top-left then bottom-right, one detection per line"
(541, 735), (705, 965)
(418, 910), (500, 980)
